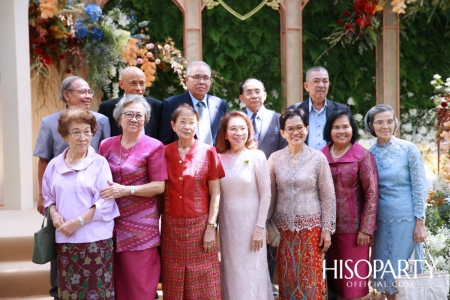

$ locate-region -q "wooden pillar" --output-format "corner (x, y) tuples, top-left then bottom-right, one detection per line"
(280, 0), (306, 108)
(172, 0), (204, 63)
(0, 0), (34, 209)
(376, 1), (400, 116)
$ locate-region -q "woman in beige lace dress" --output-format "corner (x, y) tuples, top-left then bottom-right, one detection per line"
(216, 111), (273, 300)
(268, 108), (336, 300)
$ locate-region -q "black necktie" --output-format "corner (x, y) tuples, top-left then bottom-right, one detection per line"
(251, 113), (259, 140)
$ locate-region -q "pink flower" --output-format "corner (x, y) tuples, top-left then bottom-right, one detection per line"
(137, 58), (143, 64)
(164, 44), (171, 51)
(146, 43), (154, 49)
(146, 52), (153, 58)
(155, 59), (161, 64)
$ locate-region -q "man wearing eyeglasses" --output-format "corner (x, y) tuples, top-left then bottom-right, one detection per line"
(33, 76), (110, 300)
(239, 78), (287, 296)
(159, 61), (228, 145)
(288, 66), (351, 150)
(98, 66), (162, 139)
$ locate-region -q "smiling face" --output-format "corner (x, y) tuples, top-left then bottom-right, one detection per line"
(371, 110), (395, 143)
(303, 69), (330, 103)
(66, 121), (92, 154)
(280, 115), (309, 147)
(63, 79), (92, 109)
(331, 115), (353, 147)
(225, 116), (249, 151)
(118, 101), (146, 135)
(170, 108), (199, 141)
(239, 79), (266, 113)
(185, 64), (211, 100)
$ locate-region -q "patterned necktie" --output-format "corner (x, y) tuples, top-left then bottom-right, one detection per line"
(196, 102), (213, 145)
(251, 112), (260, 141)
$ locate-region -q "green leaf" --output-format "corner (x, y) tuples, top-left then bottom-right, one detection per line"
(68, 266), (73, 275)
(100, 290), (106, 297)
(97, 279), (103, 289)
(83, 280), (88, 290)
(72, 254), (78, 262)
(78, 290), (86, 299)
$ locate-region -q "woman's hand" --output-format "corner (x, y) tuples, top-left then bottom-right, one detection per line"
(250, 226), (264, 252)
(319, 230), (331, 252)
(357, 231), (371, 246)
(51, 211), (65, 229)
(56, 218), (81, 237)
(100, 180), (128, 200)
(203, 226), (216, 253)
(414, 218), (427, 243)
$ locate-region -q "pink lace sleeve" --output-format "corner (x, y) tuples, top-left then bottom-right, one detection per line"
(267, 154), (277, 220)
(254, 150), (271, 226)
(358, 149), (379, 234)
(316, 153), (336, 233)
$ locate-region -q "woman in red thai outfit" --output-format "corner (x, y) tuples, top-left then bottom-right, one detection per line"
(320, 110), (378, 300)
(161, 104), (224, 299)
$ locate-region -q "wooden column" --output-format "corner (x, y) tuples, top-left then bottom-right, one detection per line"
(0, 0), (34, 209)
(280, 0), (306, 108)
(376, 1), (400, 116)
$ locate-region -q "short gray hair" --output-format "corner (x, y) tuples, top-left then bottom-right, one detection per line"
(364, 104), (399, 137)
(305, 66), (328, 82)
(186, 61), (211, 75)
(60, 76), (82, 103)
(113, 94), (151, 125)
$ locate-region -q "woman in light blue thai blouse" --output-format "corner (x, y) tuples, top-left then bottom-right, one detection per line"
(364, 104), (427, 300)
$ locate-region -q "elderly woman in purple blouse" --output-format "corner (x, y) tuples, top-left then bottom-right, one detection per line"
(43, 107), (120, 300)
(320, 110), (378, 300)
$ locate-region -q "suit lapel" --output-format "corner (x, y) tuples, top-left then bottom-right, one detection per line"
(325, 99), (336, 119)
(258, 108), (271, 143)
(206, 95), (219, 126)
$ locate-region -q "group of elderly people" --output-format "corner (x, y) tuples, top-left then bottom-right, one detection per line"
(37, 65), (427, 300)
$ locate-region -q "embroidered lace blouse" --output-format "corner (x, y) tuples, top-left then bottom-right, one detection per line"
(321, 142), (378, 234)
(369, 136), (427, 222)
(268, 146), (336, 233)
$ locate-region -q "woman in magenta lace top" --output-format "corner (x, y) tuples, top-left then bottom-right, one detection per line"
(321, 110), (378, 300)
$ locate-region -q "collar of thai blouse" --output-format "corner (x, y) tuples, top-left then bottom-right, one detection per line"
(376, 135), (396, 148)
(321, 142), (363, 163)
(56, 146), (97, 174)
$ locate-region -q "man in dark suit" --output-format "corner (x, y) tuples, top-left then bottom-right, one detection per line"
(98, 66), (162, 139)
(239, 78), (287, 296)
(287, 66), (351, 150)
(159, 61), (228, 145)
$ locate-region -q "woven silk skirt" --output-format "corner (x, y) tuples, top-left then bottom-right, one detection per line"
(326, 233), (370, 298)
(56, 238), (114, 300)
(277, 227), (325, 300)
(161, 214), (221, 300)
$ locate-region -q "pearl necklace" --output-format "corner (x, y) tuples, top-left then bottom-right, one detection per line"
(288, 147), (303, 161)
(331, 144), (352, 160)
(65, 151), (86, 168)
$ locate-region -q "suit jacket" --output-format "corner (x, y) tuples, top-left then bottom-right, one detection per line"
(243, 107), (287, 159)
(287, 98), (351, 145)
(98, 97), (162, 139)
(159, 91), (228, 145)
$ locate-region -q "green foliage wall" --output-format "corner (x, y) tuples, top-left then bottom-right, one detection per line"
(202, 2), (282, 112)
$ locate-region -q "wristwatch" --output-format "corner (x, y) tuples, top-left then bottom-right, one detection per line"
(130, 187), (136, 195)
(78, 216), (85, 226)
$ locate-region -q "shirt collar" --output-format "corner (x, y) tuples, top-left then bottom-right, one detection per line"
(308, 97), (327, 114)
(321, 142), (363, 163)
(245, 106), (265, 118)
(189, 91), (208, 108)
(55, 146), (97, 174)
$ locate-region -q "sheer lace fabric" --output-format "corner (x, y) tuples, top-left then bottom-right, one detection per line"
(218, 149), (273, 300)
(268, 146), (336, 233)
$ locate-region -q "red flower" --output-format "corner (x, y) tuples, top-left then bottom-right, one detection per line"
(345, 23), (352, 31)
(32, 39), (40, 45)
(442, 102), (448, 108)
(66, 68), (71, 74)
(343, 10), (350, 17)
(59, 53), (65, 60)
(356, 17), (371, 28)
(40, 54), (52, 66)
(35, 47), (43, 55)
(49, 44), (56, 51)
(354, 1), (364, 15)
(364, 4), (374, 13)
(338, 19), (344, 25)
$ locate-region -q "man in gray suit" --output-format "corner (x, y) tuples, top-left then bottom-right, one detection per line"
(287, 66), (351, 150)
(239, 78), (287, 296)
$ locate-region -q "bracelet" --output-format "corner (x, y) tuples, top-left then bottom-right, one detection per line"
(256, 224), (265, 229)
(206, 222), (215, 228)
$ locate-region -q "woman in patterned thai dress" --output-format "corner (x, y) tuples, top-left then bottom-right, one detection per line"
(161, 104), (225, 300)
(364, 104), (427, 300)
(216, 111), (274, 300)
(43, 107), (120, 300)
(99, 94), (168, 300)
(268, 108), (336, 300)
(321, 110), (379, 300)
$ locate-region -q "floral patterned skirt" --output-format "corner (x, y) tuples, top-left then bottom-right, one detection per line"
(277, 227), (325, 300)
(161, 213), (221, 300)
(56, 238), (114, 300)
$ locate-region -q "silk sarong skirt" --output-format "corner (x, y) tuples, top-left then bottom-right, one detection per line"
(161, 213), (221, 300)
(56, 238), (114, 300)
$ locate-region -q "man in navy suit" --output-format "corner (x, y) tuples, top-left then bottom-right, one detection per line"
(287, 66), (351, 150)
(240, 78), (287, 296)
(159, 61), (228, 145)
(98, 66), (162, 139)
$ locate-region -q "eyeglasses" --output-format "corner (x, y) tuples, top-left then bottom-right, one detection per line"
(177, 120), (197, 128)
(373, 119), (395, 126)
(68, 131), (93, 139)
(244, 89), (263, 97)
(187, 75), (211, 83)
(285, 126), (306, 134)
(227, 126), (248, 133)
(122, 112), (145, 121)
(67, 89), (95, 96)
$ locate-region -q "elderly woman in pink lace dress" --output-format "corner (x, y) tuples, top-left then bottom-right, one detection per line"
(268, 108), (336, 300)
